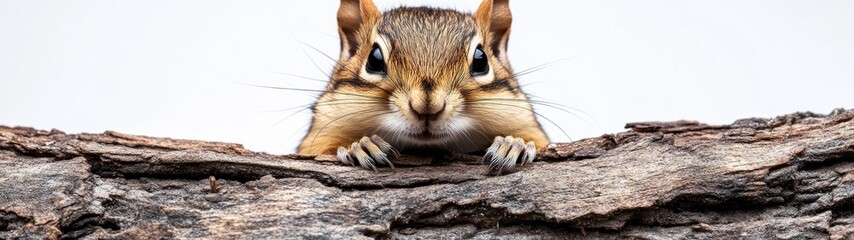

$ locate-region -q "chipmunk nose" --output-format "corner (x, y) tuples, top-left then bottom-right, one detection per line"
(409, 101), (446, 121)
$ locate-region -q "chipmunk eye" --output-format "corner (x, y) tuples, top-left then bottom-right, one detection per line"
(365, 43), (386, 74)
(470, 45), (489, 76)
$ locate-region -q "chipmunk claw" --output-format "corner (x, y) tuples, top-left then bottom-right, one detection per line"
(337, 135), (399, 171)
(483, 136), (537, 175)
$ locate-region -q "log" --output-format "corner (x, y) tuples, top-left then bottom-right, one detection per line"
(1, 109), (852, 239)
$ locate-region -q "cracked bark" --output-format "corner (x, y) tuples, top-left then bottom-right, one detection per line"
(1, 109), (852, 239)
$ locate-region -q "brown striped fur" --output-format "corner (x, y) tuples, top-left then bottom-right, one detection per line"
(298, 0), (548, 154)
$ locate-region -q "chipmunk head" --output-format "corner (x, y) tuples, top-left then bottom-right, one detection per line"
(326, 0), (532, 150)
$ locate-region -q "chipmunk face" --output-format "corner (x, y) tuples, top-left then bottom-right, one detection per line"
(301, 0), (546, 154)
(362, 8), (507, 146)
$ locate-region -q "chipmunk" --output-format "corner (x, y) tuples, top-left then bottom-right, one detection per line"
(298, 0), (548, 174)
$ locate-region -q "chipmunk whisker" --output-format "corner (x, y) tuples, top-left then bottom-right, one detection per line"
(471, 98), (597, 131)
(465, 102), (572, 141)
(237, 82), (386, 100)
(271, 71), (328, 83)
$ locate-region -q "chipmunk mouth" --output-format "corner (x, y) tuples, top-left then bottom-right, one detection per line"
(409, 130), (440, 141)
(378, 113), (477, 148)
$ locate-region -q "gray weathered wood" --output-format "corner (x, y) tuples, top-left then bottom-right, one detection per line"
(1, 109), (852, 239)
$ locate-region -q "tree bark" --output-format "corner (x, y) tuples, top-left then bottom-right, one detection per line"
(1, 109), (852, 239)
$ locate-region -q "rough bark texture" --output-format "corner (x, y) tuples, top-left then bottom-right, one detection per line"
(1, 109), (852, 239)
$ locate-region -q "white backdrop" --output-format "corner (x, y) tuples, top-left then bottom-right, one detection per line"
(1, 0), (852, 154)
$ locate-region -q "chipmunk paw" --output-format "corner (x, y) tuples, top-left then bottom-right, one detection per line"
(483, 136), (537, 175)
(337, 135), (399, 171)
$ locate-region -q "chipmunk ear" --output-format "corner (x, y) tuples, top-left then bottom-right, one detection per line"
(337, 0), (381, 60)
(475, 0), (512, 63)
